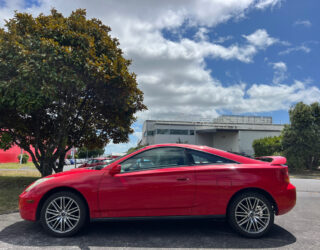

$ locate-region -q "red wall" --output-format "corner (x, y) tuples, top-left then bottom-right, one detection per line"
(0, 145), (72, 163)
(0, 145), (33, 163)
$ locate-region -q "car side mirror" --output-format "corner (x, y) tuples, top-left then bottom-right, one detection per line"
(109, 164), (121, 176)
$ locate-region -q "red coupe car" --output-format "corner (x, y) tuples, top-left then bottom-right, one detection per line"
(19, 144), (296, 238)
(78, 158), (113, 169)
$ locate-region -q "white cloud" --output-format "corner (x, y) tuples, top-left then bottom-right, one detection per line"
(243, 80), (320, 112)
(270, 61), (287, 84)
(293, 19), (312, 27)
(105, 140), (136, 154)
(0, 0), (284, 26)
(194, 27), (209, 41)
(243, 29), (278, 48)
(279, 45), (311, 55)
(213, 35), (233, 43)
(126, 29), (278, 70)
(255, 0), (283, 9)
(272, 61), (287, 71)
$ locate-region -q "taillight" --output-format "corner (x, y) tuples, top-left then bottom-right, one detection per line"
(281, 167), (290, 184)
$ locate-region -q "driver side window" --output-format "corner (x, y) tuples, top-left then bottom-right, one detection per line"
(120, 147), (187, 173)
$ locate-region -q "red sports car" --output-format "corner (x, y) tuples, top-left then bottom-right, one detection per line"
(78, 158), (108, 168)
(19, 144), (296, 238)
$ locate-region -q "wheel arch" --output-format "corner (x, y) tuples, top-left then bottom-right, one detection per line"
(226, 187), (278, 215)
(36, 186), (90, 221)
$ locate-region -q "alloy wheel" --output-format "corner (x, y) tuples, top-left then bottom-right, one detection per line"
(235, 197), (270, 234)
(45, 196), (80, 234)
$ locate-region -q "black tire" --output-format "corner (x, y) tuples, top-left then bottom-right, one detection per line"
(40, 191), (87, 237)
(228, 192), (274, 238)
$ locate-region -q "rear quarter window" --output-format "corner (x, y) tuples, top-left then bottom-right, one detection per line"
(187, 149), (237, 165)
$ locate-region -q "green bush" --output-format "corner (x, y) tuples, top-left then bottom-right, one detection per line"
(252, 136), (282, 157)
(17, 153), (29, 164)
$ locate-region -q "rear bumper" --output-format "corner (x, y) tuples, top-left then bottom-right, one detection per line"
(275, 183), (296, 215)
(19, 192), (38, 221)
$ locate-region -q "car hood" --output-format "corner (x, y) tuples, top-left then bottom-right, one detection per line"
(47, 167), (99, 178)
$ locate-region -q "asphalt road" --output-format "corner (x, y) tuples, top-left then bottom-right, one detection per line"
(0, 178), (319, 250)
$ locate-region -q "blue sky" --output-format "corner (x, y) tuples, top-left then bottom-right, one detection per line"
(196, 0), (319, 123)
(1, 0), (319, 153)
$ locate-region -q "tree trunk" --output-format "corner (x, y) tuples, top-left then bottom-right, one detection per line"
(40, 159), (54, 177)
(53, 153), (66, 173)
(308, 156), (314, 171)
(314, 156), (319, 171)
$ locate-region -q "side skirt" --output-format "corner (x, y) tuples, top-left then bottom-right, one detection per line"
(91, 214), (226, 222)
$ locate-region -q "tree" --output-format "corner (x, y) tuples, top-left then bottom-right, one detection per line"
(126, 144), (145, 154)
(18, 153), (29, 164)
(282, 102), (320, 170)
(0, 9), (146, 177)
(77, 147), (104, 159)
(252, 136), (282, 157)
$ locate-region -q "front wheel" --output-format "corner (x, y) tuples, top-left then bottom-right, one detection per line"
(40, 191), (87, 237)
(228, 192), (274, 238)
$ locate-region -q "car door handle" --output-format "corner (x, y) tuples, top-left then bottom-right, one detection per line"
(177, 177), (190, 181)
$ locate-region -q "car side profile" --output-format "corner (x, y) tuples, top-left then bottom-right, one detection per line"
(19, 144), (296, 238)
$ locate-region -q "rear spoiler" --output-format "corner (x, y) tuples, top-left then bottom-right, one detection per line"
(255, 156), (286, 165)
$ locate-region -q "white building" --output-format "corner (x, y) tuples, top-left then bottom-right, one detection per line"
(140, 115), (284, 156)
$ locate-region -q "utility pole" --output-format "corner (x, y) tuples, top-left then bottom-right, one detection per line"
(72, 147), (77, 168)
(19, 148), (23, 164)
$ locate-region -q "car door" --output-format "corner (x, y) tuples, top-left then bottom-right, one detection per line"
(98, 147), (196, 218)
(186, 149), (239, 216)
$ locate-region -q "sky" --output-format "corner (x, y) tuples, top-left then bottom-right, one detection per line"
(0, 0), (319, 154)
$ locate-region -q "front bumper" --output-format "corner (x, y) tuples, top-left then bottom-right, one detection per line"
(19, 191), (39, 221)
(275, 183), (296, 215)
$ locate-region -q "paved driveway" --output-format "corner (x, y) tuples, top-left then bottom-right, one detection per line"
(0, 178), (319, 250)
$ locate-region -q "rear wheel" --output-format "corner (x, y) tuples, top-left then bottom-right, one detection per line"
(40, 191), (87, 237)
(228, 192), (274, 238)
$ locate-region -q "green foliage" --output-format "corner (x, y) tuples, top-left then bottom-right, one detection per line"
(252, 136), (282, 157)
(282, 102), (320, 170)
(0, 9), (146, 176)
(77, 147), (104, 158)
(127, 144), (145, 154)
(0, 132), (14, 151)
(17, 153), (29, 164)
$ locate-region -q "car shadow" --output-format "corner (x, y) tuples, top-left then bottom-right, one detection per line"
(0, 218), (296, 249)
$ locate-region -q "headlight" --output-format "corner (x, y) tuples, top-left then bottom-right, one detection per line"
(25, 177), (54, 192)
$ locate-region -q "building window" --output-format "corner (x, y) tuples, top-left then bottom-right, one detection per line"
(157, 129), (169, 135)
(170, 129), (188, 135)
(147, 131), (155, 136)
(189, 130), (195, 135)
